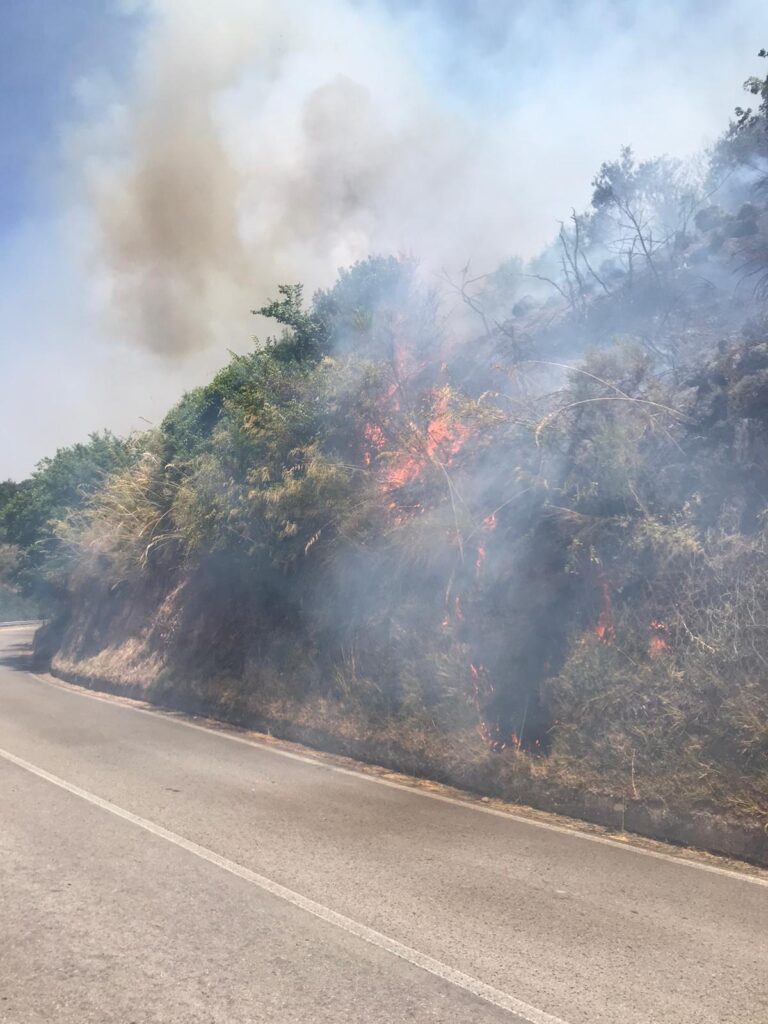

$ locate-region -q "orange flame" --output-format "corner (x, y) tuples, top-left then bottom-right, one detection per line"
(648, 619), (669, 656)
(363, 422), (386, 449)
(475, 544), (487, 577)
(365, 387), (474, 521)
(595, 579), (615, 643)
(424, 390), (471, 461)
(468, 662), (506, 752)
(474, 512), (497, 578)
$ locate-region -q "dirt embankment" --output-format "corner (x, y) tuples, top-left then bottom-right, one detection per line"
(36, 588), (768, 869)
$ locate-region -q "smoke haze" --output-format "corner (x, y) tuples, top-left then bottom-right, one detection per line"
(2, 0), (768, 475)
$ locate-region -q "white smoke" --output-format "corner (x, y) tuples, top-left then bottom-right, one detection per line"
(3, 0), (768, 476)
(85, 0), (768, 355)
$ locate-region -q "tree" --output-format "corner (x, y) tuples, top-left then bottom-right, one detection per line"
(0, 480), (18, 540)
(2, 432), (134, 603)
(712, 48), (768, 170)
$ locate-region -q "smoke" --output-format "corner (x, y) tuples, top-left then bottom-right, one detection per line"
(88, 0), (502, 354)
(3, 0), (768, 478)
(83, 0), (768, 356)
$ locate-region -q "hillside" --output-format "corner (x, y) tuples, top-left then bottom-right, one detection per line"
(4, 55), (768, 858)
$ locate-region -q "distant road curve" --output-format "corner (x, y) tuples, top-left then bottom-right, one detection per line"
(1, 623), (766, 1024)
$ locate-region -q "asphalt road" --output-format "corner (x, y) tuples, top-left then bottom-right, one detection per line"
(1, 624), (766, 1024)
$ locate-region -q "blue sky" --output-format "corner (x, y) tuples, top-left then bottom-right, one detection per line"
(0, 0), (518, 242)
(0, 2), (143, 481)
(2, 0), (756, 252)
(0, 1), (137, 232)
(2, 1), (768, 480)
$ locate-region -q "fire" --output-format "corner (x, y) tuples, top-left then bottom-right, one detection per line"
(382, 455), (423, 490)
(424, 389), (471, 461)
(403, 388), (472, 483)
(468, 662), (507, 752)
(475, 511), (498, 577)
(364, 386), (474, 518)
(363, 422), (386, 449)
(648, 619), (669, 656)
(362, 422), (387, 466)
(475, 544), (486, 576)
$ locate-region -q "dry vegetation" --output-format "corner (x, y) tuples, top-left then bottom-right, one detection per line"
(5, 55), (768, 844)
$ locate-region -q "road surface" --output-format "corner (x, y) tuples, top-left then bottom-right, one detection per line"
(0, 623), (766, 1023)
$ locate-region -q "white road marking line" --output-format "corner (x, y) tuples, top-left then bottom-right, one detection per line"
(26, 669), (768, 889)
(0, 746), (567, 1024)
